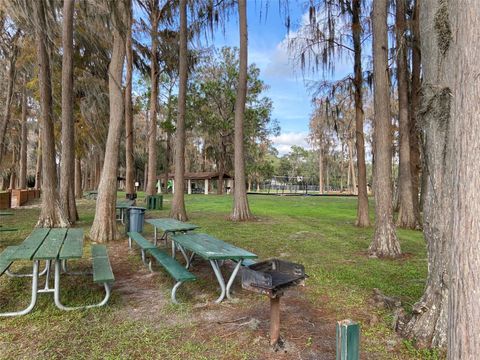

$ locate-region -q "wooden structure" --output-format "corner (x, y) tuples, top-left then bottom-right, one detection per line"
(161, 172), (233, 195)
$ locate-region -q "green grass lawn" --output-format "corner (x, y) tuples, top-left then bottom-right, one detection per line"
(0, 194), (443, 359)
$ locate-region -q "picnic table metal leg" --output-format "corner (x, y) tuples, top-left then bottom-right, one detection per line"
(38, 260), (53, 292)
(5, 260), (48, 278)
(171, 281), (183, 304)
(225, 260), (243, 300)
(53, 260), (111, 310)
(209, 260), (226, 303)
(0, 260), (39, 317)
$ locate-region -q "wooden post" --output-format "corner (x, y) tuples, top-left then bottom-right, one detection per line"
(187, 179), (192, 194)
(336, 319), (360, 360)
(270, 296), (281, 346)
(204, 179), (208, 195)
(172, 179), (175, 194)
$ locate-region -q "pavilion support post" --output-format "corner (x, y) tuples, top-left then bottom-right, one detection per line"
(187, 179), (192, 194)
(204, 179), (208, 195)
(172, 180), (175, 194)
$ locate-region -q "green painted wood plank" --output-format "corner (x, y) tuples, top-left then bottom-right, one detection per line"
(33, 228), (68, 260)
(148, 248), (196, 282)
(127, 232), (156, 249)
(92, 256), (115, 283)
(0, 246), (18, 275)
(9, 228), (50, 260)
(171, 233), (257, 260)
(59, 228), (84, 259)
(146, 218), (199, 233)
(91, 244), (108, 258)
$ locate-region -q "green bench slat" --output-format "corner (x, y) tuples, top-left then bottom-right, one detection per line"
(91, 244), (108, 258)
(59, 228), (84, 259)
(148, 248), (196, 282)
(127, 232), (156, 249)
(0, 246), (18, 275)
(10, 228), (51, 260)
(33, 229), (68, 260)
(91, 245), (114, 283)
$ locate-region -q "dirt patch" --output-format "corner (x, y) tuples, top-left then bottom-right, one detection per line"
(103, 239), (338, 359)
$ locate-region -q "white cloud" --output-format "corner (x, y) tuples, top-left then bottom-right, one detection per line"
(270, 132), (310, 156)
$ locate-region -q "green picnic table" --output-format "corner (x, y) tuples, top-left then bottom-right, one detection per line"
(146, 218), (199, 254)
(116, 199), (135, 224)
(0, 228), (114, 317)
(171, 232), (257, 303)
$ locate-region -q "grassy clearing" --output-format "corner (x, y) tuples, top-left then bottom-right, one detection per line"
(0, 194), (443, 359)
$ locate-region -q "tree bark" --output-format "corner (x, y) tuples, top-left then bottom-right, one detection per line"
(90, 5), (126, 242)
(75, 156), (82, 198)
(231, 0), (253, 221)
(33, 0), (69, 228)
(395, 0), (418, 229)
(318, 145), (324, 194)
(368, 0), (400, 258)
(409, 0), (422, 224)
(351, 0), (369, 226)
(19, 77), (28, 189)
(35, 132), (42, 190)
(125, 1), (135, 195)
(400, 0), (454, 347)
(146, 1), (159, 196)
(448, 1), (480, 357)
(0, 43), (17, 165)
(60, 0), (78, 223)
(170, 0), (188, 221)
(9, 148), (17, 189)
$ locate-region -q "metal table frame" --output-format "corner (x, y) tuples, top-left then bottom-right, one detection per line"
(172, 233), (257, 303)
(0, 228), (111, 317)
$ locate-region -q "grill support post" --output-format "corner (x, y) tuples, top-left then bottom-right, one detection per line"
(270, 295), (281, 346)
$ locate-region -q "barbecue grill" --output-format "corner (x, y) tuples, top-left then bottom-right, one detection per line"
(242, 259), (307, 346)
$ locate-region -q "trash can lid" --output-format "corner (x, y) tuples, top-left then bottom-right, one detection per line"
(128, 207), (146, 211)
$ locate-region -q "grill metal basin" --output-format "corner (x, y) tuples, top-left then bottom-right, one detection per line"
(242, 259), (306, 297)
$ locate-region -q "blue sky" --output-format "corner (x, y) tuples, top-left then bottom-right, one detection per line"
(207, 1), (352, 155)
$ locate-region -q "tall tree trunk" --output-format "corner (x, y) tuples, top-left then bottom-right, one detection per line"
(368, 0), (400, 258)
(33, 0), (69, 228)
(75, 156), (82, 198)
(90, 6), (126, 242)
(146, 2), (159, 196)
(396, 0), (418, 229)
(163, 131), (171, 192)
(60, 0), (78, 223)
(400, 0), (454, 347)
(9, 148), (17, 189)
(0, 44), (17, 165)
(351, 0), (369, 226)
(125, 1), (135, 196)
(35, 133), (42, 190)
(318, 145), (324, 194)
(409, 0), (422, 224)
(231, 0), (253, 221)
(448, 1), (480, 357)
(348, 138), (356, 194)
(170, 0), (188, 221)
(19, 77), (28, 189)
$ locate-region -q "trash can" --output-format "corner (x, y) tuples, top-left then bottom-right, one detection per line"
(127, 207), (146, 233)
(146, 194), (163, 210)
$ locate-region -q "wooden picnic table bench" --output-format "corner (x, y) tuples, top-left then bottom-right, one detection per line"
(171, 232), (257, 303)
(127, 231), (196, 303)
(0, 228), (114, 317)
